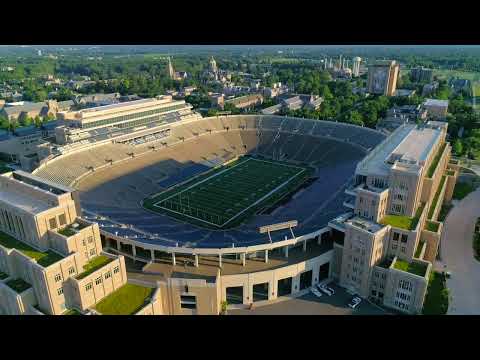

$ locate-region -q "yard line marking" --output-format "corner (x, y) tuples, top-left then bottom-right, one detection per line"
(152, 157), (307, 228)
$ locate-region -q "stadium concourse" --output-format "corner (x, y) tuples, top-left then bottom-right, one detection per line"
(33, 115), (386, 249)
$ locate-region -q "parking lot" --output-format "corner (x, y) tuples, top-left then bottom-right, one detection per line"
(229, 283), (390, 315)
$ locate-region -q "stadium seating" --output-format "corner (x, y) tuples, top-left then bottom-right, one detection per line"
(33, 115), (386, 248)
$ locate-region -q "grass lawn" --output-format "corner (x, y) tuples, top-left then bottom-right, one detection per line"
(0, 271), (8, 280)
(145, 156), (312, 229)
(393, 259), (427, 277)
(425, 221), (440, 233)
(58, 227), (77, 237)
(380, 203), (424, 230)
(6, 278), (31, 293)
(0, 231), (63, 267)
(76, 255), (114, 280)
(433, 69), (480, 82)
(452, 181), (479, 200)
(422, 272), (449, 315)
(427, 143), (447, 178)
(428, 176), (446, 219)
(94, 284), (154, 315)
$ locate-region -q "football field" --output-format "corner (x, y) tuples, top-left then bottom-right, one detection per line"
(144, 157), (312, 229)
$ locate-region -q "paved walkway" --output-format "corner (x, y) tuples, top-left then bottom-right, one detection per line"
(440, 187), (480, 314)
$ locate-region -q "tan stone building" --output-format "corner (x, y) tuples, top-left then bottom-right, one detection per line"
(367, 60), (400, 96)
(330, 120), (457, 314)
(0, 171), (138, 315)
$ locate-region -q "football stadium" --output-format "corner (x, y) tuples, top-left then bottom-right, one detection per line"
(33, 114), (385, 249)
(15, 105), (456, 315)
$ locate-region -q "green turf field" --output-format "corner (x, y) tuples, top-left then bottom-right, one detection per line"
(143, 156), (312, 229)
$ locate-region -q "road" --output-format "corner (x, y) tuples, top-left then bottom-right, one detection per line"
(440, 187), (480, 314)
(229, 283), (389, 315)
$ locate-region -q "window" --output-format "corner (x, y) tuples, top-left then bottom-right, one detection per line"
(104, 271), (111, 280)
(393, 232), (400, 241)
(401, 234), (408, 243)
(89, 248), (96, 256)
(54, 273), (62, 282)
(82, 240), (86, 246)
(58, 214), (67, 226)
(180, 295), (197, 310)
(87, 236), (94, 244)
(68, 267), (75, 275)
(57, 287), (63, 296)
(392, 244), (398, 250)
(95, 277), (102, 285)
(113, 266), (120, 274)
(49, 217), (57, 229)
(85, 283), (93, 291)
(371, 290), (377, 296)
(84, 251), (88, 259)
(401, 247), (406, 253)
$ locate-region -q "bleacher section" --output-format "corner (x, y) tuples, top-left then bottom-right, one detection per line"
(33, 115), (386, 249)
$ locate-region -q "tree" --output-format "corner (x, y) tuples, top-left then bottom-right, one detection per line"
(453, 139), (463, 156)
(34, 115), (42, 127)
(0, 116), (9, 130)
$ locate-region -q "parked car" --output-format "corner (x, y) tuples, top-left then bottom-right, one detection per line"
(324, 285), (335, 295)
(317, 284), (333, 296)
(348, 296), (362, 309)
(311, 287), (323, 298)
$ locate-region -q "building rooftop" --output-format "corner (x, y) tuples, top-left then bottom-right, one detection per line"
(0, 230), (64, 267)
(423, 99), (449, 108)
(390, 126), (442, 165)
(357, 124), (442, 177)
(78, 98), (155, 114)
(356, 124), (415, 176)
(94, 283), (154, 315)
(76, 255), (115, 280)
(346, 216), (384, 234)
(393, 259), (428, 277)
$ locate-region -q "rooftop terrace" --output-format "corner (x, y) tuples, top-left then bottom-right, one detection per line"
(427, 143), (447, 178)
(393, 259), (428, 277)
(5, 278), (32, 293)
(380, 203), (425, 230)
(94, 283), (154, 315)
(0, 231), (64, 267)
(76, 255), (114, 280)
